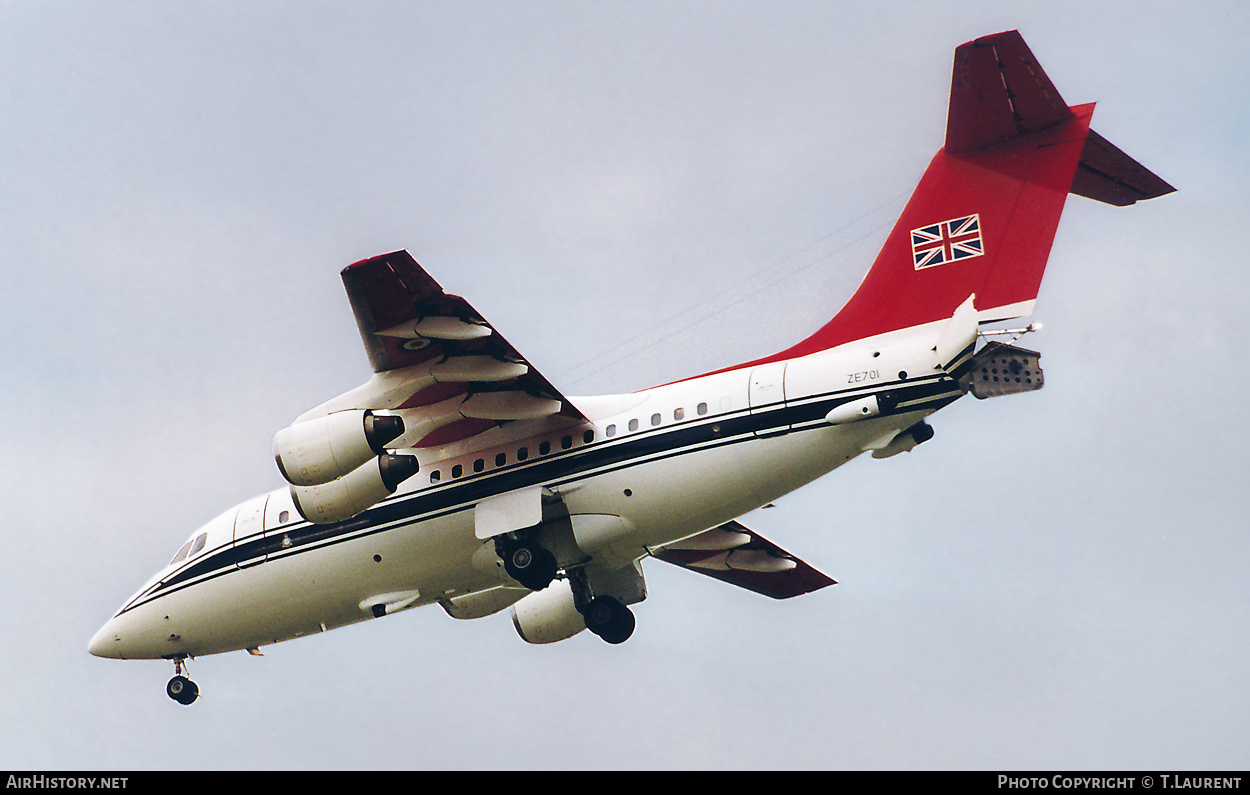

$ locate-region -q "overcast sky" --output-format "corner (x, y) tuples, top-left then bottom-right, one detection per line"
(2, 0), (1246, 771)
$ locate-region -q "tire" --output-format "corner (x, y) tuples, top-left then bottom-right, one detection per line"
(166, 675), (199, 705)
(503, 543), (557, 591)
(583, 596), (635, 644)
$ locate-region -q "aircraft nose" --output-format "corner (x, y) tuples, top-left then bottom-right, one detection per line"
(88, 618), (123, 659)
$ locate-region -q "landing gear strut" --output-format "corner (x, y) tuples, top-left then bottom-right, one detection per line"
(499, 538), (558, 591)
(166, 657), (199, 706)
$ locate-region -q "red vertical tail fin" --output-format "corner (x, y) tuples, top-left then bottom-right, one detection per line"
(773, 31), (1172, 359)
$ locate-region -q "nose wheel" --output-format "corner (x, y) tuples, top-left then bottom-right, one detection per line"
(166, 657), (200, 706)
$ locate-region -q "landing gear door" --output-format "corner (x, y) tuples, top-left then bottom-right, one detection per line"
(475, 484), (543, 540)
(233, 493), (270, 568)
(749, 362), (789, 436)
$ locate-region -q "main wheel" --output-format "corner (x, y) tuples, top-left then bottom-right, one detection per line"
(602, 604), (635, 644)
(583, 596), (635, 644)
(502, 542), (557, 591)
(166, 675), (199, 706)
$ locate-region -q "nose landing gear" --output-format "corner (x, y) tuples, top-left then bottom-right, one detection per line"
(166, 657), (200, 706)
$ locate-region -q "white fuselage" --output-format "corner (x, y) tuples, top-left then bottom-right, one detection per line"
(89, 317), (970, 660)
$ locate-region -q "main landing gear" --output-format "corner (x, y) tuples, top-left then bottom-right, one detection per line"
(166, 656), (200, 706)
(498, 537), (558, 592)
(497, 534), (638, 644)
(566, 567), (638, 644)
(582, 595), (635, 644)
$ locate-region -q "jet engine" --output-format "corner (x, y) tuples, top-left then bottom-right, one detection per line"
(290, 453), (419, 524)
(510, 580), (587, 644)
(273, 410), (405, 487)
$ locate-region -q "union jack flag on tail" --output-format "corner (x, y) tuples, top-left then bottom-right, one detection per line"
(911, 214), (984, 270)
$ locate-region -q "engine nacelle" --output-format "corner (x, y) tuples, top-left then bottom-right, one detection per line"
(273, 410), (405, 487)
(510, 580), (587, 644)
(290, 453), (419, 524)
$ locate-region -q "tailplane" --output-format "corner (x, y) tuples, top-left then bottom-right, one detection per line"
(773, 31), (1173, 359)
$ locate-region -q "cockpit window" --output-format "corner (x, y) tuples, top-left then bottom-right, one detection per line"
(188, 533), (207, 558)
(170, 540), (193, 565)
(170, 532), (208, 566)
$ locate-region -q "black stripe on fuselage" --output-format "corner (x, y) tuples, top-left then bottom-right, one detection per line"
(120, 374), (964, 615)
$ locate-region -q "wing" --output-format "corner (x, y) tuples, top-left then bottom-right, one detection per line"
(311, 250), (585, 449)
(651, 520), (836, 599)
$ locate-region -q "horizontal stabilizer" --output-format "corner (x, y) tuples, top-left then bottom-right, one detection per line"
(1071, 130), (1176, 206)
(652, 520), (836, 599)
(946, 30), (1073, 153)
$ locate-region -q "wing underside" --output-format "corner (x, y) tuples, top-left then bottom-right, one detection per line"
(652, 520), (836, 599)
(335, 250), (585, 448)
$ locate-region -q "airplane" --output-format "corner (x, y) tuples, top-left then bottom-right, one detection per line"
(89, 31), (1173, 705)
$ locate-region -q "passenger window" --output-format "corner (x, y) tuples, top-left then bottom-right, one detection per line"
(517, 447), (529, 461)
(606, 424), (616, 437)
(651, 413), (661, 426)
(430, 470), (441, 483)
(628, 418), (639, 432)
(697, 402), (708, 416)
(278, 510), (290, 523)
(674, 407), (685, 421)
(561, 435), (572, 450)
(452, 464), (463, 478)
(539, 441), (551, 455)
(496, 452), (506, 467)
(583, 429), (594, 444)
(474, 458), (485, 473)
